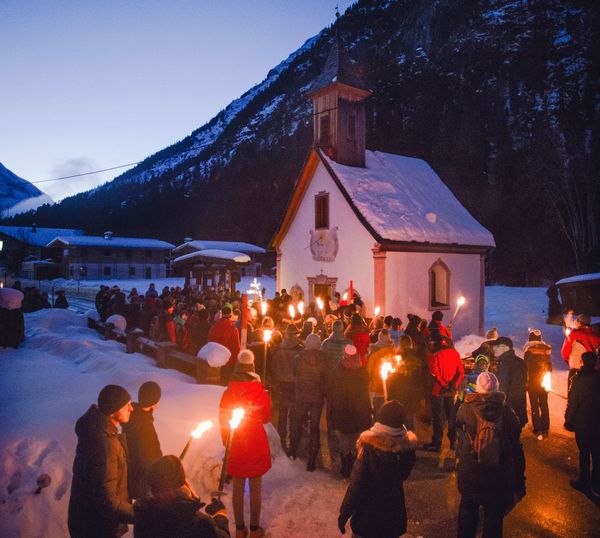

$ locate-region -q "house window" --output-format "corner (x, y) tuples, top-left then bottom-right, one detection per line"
(145, 250), (152, 258)
(103, 249), (111, 257)
(145, 267), (152, 279)
(80, 266), (87, 276)
(319, 114), (330, 147)
(125, 249), (132, 258)
(103, 266), (112, 276)
(80, 248), (88, 257)
(429, 259), (450, 308)
(347, 114), (356, 140)
(129, 266), (136, 276)
(315, 192), (329, 229)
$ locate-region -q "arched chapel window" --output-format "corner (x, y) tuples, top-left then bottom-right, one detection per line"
(429, 259), (450, 309)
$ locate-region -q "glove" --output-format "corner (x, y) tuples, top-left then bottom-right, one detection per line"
(338, 514), (349, 534)
(205, 497), (225, 516)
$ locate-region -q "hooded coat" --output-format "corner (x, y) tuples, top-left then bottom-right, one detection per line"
(564, 365), (600, 436)
(339, 426), (417, 538)
(329, 356), (372, 433)
(271, 337), (303, 384)
(68, 405), (134, 538)
(523, 341), (552, 392)
(496, 349), (528, 426)
(219, 377), (271, 478)
(456, 392), (526, 504)
(321, 327), (352, 369)
(208, 318), (241, 367)
(294, 347), (327, 404)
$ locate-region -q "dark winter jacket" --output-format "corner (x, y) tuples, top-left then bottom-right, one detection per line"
(339, 426), (417, 538)
(271, 338), (303, 384)
(496, 349), (528, 426)
(388, 350), (423, 413)
(321, 329), (352, 369)
(294, 348), (327, 403)
(523, 341), (552, 392)
(0, 307), (25, 349)
(564, 366), (600, 436)
(54, 294), (69, 309)
(122, 404), (163, 499)
(134, 496), (229, 538)
(68, 405), (134, 538)
(329, 358), (372, 433)
(456, 392), (526, 504)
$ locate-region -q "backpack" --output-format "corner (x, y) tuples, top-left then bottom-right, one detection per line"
(470, 411), (504, 467)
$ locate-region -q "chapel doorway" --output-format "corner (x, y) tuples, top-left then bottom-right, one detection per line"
(314, 283), (332, 301)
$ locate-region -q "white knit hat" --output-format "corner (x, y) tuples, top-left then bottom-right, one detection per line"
(237, 349), (255, 365)
(476, 372), (499, 394)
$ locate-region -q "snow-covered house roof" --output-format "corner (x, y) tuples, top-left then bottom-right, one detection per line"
(47, 236), (175, 250)
(172, 240), (266, 255)
(172, 249), (251, 265)
(556, 273), (600, 286)
(0, 226), (84, 247)
(273, 148), (495, 250)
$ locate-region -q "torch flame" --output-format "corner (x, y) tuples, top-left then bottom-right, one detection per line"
(298, 301), (305, 316)
(457, 296), (466, 307)
(263, 329), (273, 343)
(288, 304), (296, 319)
(380, 361), (393, 381)
(261, 301), (267, 316)
(342, 292), (348, 301)
(394, 354), (402, 365)
(191, 420), (213, 439)
(565, 327), (572, 337)
(316, 297), (324, 311)
(374, 306), (381, 317)
(541, 372), (552, 392)
(229, 408), (245, 430)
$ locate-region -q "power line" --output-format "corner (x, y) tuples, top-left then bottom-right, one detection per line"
(30, 162), (141, 184)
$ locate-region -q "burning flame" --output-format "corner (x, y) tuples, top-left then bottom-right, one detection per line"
(316, 297), (324, 311)
(261, 301), (267, 316)
(394, 354), (402, 365)
(380, 361), (393, 381)
(229, 408), (245, 430)
(288, 304), (296, 319)
(374, 306), (381, 317)
(342, 292), (348, 301)
(298, 301), (305, 316)
(457, 296), (466, 307)
(191, 420), (213, 439)
(565, 327), (572, 337)
(541, 372), (552, 392)
(263, 329), (273, 343)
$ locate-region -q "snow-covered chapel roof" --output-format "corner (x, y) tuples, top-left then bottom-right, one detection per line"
(321, 149), (495, 248)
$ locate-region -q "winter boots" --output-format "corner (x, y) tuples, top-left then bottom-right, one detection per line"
(248, 527), (265, 538)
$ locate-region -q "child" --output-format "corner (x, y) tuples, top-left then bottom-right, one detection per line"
(338, 400), (416, 538)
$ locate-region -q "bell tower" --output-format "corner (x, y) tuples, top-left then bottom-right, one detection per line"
(306, 27), (371, 167)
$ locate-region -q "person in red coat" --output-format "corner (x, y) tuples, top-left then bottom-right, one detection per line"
(423, 336), (464, 452)
(345, 313), (371, 367)
(209, 305), (241, 385)
(561, 313), (600, 390)
(219, 350), (271, 538)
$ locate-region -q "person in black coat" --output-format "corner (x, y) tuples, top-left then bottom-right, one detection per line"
(564, 351), (600, 494)
(134, 455), (229, 538)
(122, 382), (163, 499)
(54, 289), (69, 309)
(492, 337), (528, 427)
(456, 372), (526, 538)
(338, 400), (416, 538)
(523, 330), (552, 437)
(329, 344), (373, 478)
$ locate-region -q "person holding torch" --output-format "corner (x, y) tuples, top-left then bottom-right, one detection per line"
(219, 350), (271, 538)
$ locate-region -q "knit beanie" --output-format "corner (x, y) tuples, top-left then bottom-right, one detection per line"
(476, 372), (499, 394)
(305, 333), (321, 350)
(485, 327), (498, 340)
(98, 385), (131, 416)
(376, 400), (406, 429)
(149, 456), (186, 495)
(138, 381), (161, 408)
(528, 329), (542, 342)
(237, 349), (255, 365)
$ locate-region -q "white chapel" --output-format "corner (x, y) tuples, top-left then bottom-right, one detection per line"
(272, 40), (495, 336)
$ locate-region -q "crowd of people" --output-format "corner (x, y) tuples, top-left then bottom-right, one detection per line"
(62, 283), (600, 538)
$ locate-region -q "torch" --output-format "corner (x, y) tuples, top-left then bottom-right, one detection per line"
(288, 304), (296, 320)
(297, 301), (305, 318)
(541, 372), (567, 401)
(180, 420), (213, 460)
(261, 301), (267, 317)
(262, 329), (273, 383)
(316, 297), (324, 314)
(449, 296), (466, 327)
(374, 306), (381, 318)
(217, 408), (245, 494)
(341, 292), (348, 306)
(380, 362), (393, 402)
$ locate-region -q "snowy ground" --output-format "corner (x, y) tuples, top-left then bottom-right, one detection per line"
(0, 286), (575, 537)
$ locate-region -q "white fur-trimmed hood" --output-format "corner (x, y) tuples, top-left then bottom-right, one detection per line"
(523, 340), (552, 354)
(357, 427), (418, 453)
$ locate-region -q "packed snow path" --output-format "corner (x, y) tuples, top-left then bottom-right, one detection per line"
(1, 287), (599, 536)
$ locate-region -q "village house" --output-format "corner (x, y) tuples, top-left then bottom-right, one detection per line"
(272, 40), (495, 335)
(46, 232), (174, 280)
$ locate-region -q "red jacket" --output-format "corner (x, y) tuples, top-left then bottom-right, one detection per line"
(561, 326), (600, 366)
(208, 318), (240, 365)
(428, 348), (465, 396)
(346, 328), (371, 367)
(219, 380), (271, 478)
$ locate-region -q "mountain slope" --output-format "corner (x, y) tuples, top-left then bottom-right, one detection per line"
(5, 0), (598, 283)
(0, 163), (53, 217)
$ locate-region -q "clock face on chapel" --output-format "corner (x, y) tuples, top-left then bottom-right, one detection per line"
(309, 227), (339, 262)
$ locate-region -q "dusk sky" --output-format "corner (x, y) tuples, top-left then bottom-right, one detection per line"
(1, 0), (356, 201)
